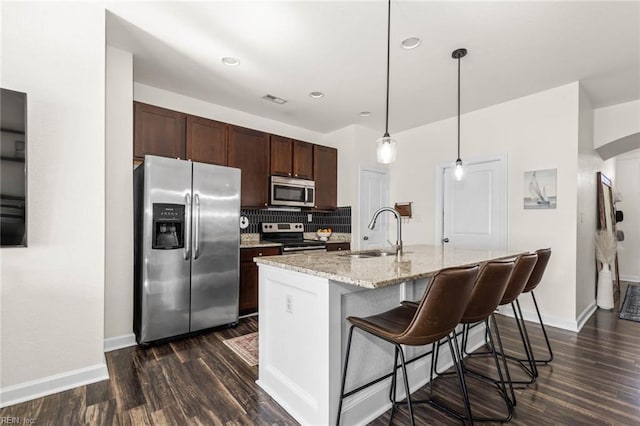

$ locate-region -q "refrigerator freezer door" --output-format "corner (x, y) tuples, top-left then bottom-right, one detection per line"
(139, 156), (193, 343)
(190, 163), (241, 331)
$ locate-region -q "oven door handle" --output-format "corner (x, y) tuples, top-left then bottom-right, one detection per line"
(282, 245), (326, 252)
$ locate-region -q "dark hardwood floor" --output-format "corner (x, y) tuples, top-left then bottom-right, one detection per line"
(2, 284), (639, 425)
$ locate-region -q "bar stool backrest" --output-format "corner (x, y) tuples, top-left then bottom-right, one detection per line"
(397, 265), (479, 346)
(523, 248), (551, 293)
(499, 253), (538, 305)
(461, 259), (516, 324)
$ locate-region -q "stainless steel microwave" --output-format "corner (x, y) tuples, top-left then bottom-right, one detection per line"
(270, 176), (315, 207)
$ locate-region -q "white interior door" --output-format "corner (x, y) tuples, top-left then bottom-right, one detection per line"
(359, 168), (389, 250)
(438, 156), (507, 250)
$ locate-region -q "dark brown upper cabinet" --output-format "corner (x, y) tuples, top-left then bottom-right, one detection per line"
(313, 145), (338, 210)
(270, 135), (293, 177)
(292, 140), (313, 180)
(270, 136), (313, 180)
(134, 102), (185, 160)
(186, 115), (228, 165)
(228, 125), (270, 208)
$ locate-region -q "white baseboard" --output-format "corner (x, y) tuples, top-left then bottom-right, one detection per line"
(576, 302), (597, 331)
(104, 333), (137, 352)
(620, 274), (640, 283)
(498, 304), (580, 332)
(0, 360), (109, 408)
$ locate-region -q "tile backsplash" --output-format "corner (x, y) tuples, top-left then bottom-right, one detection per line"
(241, 206), (351, 234)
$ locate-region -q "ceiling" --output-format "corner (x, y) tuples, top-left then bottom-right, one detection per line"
(106, 1), (640, 135)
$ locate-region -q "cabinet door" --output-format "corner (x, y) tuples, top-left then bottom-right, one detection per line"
(293, 140), (314, 180)
(228, 125), (270, 207)
(326, 242), (350, 252)
(313, 145), (338, 210)
(186, 115), (228, 165)
(239, 261), (258, 316)
(270, 135), (293, 177)
(239, 247), (281, 315)
(134, 102), (185, 160)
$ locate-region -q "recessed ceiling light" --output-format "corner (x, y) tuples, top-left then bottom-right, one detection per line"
(222, 57), (240, 67)
(359, 111), (371, 117)
(401, 37), (421, 50)
(309, 91), (324, 99)
(262, 94), (288, 105)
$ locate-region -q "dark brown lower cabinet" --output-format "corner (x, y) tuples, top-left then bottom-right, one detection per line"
(326, 242), (351, 252)
(240, 246), (281, 315)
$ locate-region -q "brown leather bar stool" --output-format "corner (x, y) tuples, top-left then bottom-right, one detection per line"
(418, 259), (516, 422)
(462, 252), (538, 405)
(335, 265), (479, 426)
(513, 248), (553, 365)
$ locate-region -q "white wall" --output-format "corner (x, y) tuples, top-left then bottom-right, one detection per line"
(390, 83), (582, 326)
(616, 152), (640, 282)
(104, 46), (134, 344)
(321, 124), (383, 249)
(575, 86), (605, 317)
(594, 100), (640, 149)
(0, 2), (107, 405)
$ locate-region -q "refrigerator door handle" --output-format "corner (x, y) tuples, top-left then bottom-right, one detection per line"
(184, 193), (192, 260)
(194, 193), (201, 259)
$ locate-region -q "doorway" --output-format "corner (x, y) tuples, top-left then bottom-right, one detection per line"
(436, 154), (507, 250)
(359, 167), (389, 250)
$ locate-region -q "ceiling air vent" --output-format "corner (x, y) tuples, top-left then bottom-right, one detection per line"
(262, 94), (287, 105)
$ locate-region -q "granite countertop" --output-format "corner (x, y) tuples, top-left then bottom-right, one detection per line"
(240, 232), (351, 248)
(240, 241), (283, 249)
(254, 244), (524, 289)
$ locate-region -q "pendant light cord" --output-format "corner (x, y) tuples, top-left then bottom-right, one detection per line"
(457, 54), (461, 160)
(384, 0), (391, 137)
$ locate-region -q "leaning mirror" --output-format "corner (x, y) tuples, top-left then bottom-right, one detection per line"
(597, 172), (619, 294)
(1, 88), (27, 246)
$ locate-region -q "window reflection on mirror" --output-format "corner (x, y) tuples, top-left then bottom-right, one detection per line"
(1, 88), (27, 247)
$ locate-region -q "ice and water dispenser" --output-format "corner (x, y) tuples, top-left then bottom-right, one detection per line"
(152, 203), (184, 249)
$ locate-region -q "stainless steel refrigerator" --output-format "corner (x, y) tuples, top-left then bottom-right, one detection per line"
(134, 155), (241, 344)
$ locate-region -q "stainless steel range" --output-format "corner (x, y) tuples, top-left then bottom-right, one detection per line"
(260, 222), (326, 253)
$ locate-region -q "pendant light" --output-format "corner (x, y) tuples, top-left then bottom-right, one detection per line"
(376, 0), (396, 164)
(452, 48), (467, 181)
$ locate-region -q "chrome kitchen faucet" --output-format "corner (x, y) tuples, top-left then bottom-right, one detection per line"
(368, 207), (403, 257)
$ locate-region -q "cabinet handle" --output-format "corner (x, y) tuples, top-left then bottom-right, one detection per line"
(338, 247), (342, 251)
(258, 252), (263, 256)
(288, 173), (292, 176)
(294, 173), (298, 177)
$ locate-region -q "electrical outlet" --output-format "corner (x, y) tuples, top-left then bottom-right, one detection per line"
(307, 213), (313, 222)
(285, 295), (293, 313)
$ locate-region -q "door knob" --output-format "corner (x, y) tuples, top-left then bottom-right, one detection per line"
(442, 238), (450, 243)
(363, 236), (369, 240)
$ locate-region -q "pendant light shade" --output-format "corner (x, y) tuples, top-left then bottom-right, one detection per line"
(452, 48), (467, 181)
(376, 133), (396, 164)
(376, 0), (396, 164)
(454, 158), (464, 180)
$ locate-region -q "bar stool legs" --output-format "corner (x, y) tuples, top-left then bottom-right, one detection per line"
(337, 327), (416, 426)
(336, 326), (355, 426)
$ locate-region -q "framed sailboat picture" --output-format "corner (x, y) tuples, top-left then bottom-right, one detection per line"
(524, 168), (557, 209)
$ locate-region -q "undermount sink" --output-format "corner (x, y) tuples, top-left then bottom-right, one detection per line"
(343, 250), (395, 258)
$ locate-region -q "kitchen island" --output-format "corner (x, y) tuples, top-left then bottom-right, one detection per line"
(255, 245), (523, 425)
